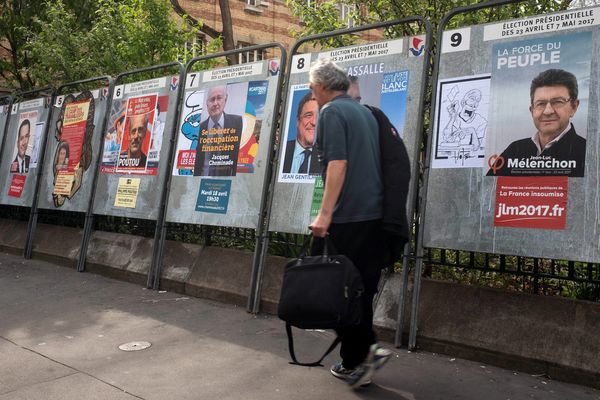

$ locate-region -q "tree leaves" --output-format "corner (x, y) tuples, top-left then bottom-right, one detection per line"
(3, 0), (213, 89)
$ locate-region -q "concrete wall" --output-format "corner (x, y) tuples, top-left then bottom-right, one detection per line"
(1, 219), (598, 389)
(374, 273), (600, 389)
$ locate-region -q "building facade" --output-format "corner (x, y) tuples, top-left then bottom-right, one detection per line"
(175, 0), (305, 62)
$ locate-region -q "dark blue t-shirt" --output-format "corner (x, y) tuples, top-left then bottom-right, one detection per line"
(316, 94), (383, 223)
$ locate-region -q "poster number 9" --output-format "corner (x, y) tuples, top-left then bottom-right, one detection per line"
(442, 28), (470, 53)
(450, 33), (462, 48)
(291, 54), (311, 74)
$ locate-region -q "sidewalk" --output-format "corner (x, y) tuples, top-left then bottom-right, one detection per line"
(1, 253), (599, 400)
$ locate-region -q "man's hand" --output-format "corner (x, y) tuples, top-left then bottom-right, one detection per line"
(309, 212), (332, 238)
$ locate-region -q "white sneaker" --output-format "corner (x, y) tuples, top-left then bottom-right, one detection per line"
(373, 344), (392, 370)
(347, 344), (377, 389)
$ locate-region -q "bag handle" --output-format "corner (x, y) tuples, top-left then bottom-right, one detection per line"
(285, 323), (341, 367)
(297, 235), (338, 259)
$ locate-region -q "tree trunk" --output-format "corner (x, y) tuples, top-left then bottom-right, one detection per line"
(218, 0), (237, 65)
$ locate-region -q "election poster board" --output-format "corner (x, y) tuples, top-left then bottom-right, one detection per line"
(36, 88), (109, 212)
(165, 58), (282, 229)
(0, 99), (10, 157)
(0, 97), (51, 206)
(269, 36), (428, 234)
(424, 6), (600, 262)
(92, 76), (179, 219)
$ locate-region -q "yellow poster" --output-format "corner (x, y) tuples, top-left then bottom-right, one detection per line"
(114, 177), (141, 208)
(53, 172), (75, 196)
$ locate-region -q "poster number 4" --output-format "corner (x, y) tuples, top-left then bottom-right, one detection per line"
(291, 54), (311, 74)
(442, 28), (471, 53)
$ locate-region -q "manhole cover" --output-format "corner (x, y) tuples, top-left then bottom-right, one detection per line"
(118, 341), (152, 351)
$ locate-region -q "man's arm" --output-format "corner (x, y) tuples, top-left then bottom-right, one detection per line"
(442, 101), (459, 141)
(309, 159), (347, 237)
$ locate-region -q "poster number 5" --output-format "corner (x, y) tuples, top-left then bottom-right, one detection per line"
(55, 95), (65, 108)
(442, 28), (471, 53)
(291, 54), (311, 74)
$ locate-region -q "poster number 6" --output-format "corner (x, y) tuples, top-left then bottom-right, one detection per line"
(113, 85), (124, 99)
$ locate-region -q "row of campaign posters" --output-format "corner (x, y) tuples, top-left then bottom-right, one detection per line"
(6, 7), (594, 230)
(0, 39), (415, 218)
(431, 9), (595, 231)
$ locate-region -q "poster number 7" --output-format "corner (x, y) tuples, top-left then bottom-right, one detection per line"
(186, 73), (200, 89)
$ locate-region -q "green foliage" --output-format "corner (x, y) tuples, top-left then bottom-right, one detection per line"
(561, 281), (600, 301)
(426, 249), (600, 302)
(267, 232), (308, 258)
(286, 0), (359, 48)
(287, 0), (575, 43)
(2, 0), (220, 90)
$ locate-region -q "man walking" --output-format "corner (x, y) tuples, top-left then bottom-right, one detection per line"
(309, 59), (391, 389)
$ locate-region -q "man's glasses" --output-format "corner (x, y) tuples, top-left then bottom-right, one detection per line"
(532, 97), (572, 111)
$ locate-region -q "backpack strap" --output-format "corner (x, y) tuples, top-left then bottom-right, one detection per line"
(285, 323), (341, 367)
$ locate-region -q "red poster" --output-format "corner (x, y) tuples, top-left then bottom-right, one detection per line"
(8, 174), (26, 197)
(177, 149), (196, 170)
(116, 94), (157, 174)
(53, 99), (90, 197)
(61, 99), (88, 171)
(494, 176), (568, 230)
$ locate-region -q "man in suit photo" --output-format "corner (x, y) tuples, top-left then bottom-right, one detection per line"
(194, 85), (243, 176)
(11, 119), (31, 174)
(283, 91), (320, 174)
(487, 69), (586, 177)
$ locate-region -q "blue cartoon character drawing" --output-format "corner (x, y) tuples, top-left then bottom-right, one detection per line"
(178, 91), (204, 175)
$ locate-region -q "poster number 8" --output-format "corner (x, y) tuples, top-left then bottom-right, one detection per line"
(291, 54), (311, 74)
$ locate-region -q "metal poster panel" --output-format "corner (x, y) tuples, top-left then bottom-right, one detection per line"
(165, 58), (282, 229)
(0, 100), (10, 156)
(269, 37), (427, 234)
(92, 76), (179, 219)
(424, 6), (600, 262)
(0, 97), (51, 206)
(37, 88), (109, 212)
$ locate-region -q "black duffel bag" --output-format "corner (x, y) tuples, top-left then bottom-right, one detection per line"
(277, 236), (364, 366)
